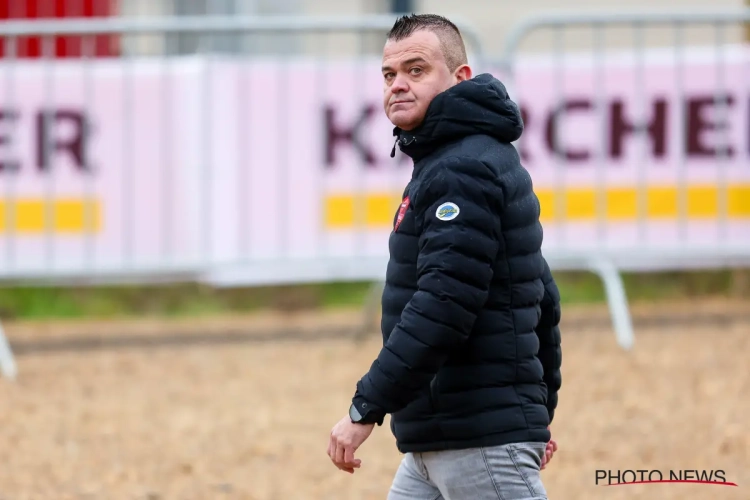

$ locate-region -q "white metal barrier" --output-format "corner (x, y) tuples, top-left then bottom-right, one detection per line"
(1, 11), (749, 379)
(498, 9), (750, 349)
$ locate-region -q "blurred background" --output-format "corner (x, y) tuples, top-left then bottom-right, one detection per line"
(0, 1), (748, 499)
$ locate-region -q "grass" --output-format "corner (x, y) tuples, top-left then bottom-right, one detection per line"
(0, 270), (746, 321)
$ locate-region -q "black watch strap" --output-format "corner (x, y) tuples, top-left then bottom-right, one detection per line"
(349, 402), (384, 425)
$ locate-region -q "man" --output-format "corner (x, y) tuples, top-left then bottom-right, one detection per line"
(326, 13), (562, 499)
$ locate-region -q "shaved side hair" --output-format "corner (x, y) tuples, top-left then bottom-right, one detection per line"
(386, 14), (468, 72)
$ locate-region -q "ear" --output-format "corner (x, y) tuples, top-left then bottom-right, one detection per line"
(454, 64), (472, 83)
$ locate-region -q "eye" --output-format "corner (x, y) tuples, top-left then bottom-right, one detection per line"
(409, 67), (423, 75)
(383, 72), (395, 81)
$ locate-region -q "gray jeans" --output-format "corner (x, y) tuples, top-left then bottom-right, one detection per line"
(387, 442), (548, 500)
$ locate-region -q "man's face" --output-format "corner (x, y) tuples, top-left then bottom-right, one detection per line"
(381, 30), (469, 131)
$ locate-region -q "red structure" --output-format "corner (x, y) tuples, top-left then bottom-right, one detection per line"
(0, 0), (120, 58)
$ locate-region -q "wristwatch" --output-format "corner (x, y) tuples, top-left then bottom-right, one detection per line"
(349, 401), (384, 425)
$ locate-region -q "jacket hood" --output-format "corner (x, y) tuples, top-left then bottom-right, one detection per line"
(391, 73), (524, 161)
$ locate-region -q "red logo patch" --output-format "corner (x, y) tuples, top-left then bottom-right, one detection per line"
(394, 196), (410, 232)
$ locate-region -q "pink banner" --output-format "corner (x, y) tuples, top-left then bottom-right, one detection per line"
(0, 47), (747, 281)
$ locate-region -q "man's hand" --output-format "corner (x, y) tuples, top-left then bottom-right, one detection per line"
(327, 415), (375, 474)
(541, 430), (558, 470)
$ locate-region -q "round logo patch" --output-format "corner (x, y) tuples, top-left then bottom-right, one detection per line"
(435, 202), (460, 221)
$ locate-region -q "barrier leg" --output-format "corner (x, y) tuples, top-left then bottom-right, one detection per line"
(588, 259), (635, 350)
(356, 280), (385, 341)
(0, 320), (18, 380)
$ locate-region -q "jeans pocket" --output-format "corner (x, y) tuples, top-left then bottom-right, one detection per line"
(510, 442), (546, 470)
(481, 443), (548, 499)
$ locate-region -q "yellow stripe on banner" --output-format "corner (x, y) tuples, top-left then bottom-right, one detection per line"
(647, 187), (678, 218)
(324, 185), (750, 228)
(0, 198), (101, 234)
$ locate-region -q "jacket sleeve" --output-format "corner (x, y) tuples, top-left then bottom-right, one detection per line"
(536, 257), (562, 423)
(352, 157), (503, 421)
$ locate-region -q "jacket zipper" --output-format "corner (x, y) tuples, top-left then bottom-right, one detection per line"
(428, 376), (439, 412)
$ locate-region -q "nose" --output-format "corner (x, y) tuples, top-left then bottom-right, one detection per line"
(390, 73), (409, 94)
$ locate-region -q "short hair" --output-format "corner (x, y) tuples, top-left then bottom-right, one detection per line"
(386, 14), (468, 72)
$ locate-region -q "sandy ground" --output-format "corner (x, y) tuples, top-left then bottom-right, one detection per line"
(0, 301), (748, 500)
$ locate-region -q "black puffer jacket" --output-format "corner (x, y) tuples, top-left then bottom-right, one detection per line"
(352, 73), (563, 453)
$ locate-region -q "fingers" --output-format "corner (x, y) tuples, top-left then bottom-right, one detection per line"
(335, 442), (346, 469)
(344, 446), (356, 467)
(340, 460), (361, 474)
(328, 436), (361, 474)
(342, 447), (361, 473)
(540, 440), (556, 471)
(540, 440), (556, 470)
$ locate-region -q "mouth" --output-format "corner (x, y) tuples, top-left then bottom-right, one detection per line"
(391, 100), (413, 106)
